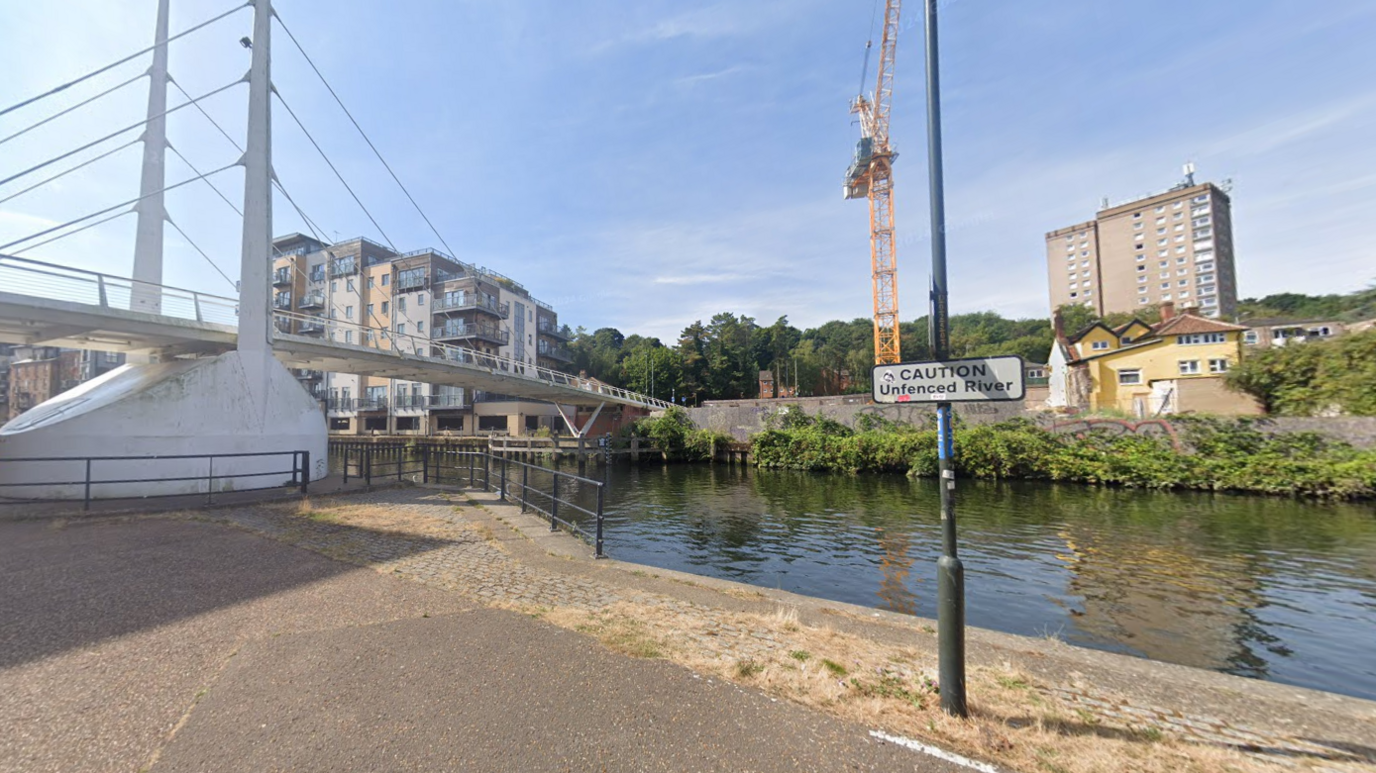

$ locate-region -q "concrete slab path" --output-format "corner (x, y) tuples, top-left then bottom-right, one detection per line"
(0, 514), (956, 772)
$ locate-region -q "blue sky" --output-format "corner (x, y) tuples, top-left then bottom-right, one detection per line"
(2, 0), (1373, 341)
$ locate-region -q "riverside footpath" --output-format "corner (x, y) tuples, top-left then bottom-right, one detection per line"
(2, 487), (1374, 773)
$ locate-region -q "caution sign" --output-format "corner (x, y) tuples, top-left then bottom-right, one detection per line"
(872, 355), (1026, 403)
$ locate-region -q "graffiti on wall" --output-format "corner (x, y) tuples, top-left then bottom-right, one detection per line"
(1048, 418), (1182, 451)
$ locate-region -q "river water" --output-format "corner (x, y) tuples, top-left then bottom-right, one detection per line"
(550, 461), (1376, 700)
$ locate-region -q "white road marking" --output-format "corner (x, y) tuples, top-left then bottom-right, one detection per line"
(869, 730), (1003, 773)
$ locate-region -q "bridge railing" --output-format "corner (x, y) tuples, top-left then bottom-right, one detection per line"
(0, 254), (239, 326)
(271, 309), (674, 410)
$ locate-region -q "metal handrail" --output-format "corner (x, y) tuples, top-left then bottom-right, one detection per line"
(274, 308), (673, 409)
(0, 449), (311, 509)
(0, 255), (671, 410)
(432, 293), (509, 317)
(0, 254), (239, 326)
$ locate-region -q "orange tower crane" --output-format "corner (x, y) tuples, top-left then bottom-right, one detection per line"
(844, 0), (902, 366)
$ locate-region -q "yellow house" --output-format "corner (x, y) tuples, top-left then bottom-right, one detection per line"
(1049, 305), (1262, 416)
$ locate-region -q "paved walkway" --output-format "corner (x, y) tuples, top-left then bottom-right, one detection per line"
(0, 500), (955, 773)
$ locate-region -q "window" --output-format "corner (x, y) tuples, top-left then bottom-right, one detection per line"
(1136, 255), (1146, 262)
(368, 277), (375, 288)
(1178, 290), (1190, 298)
(1178, 360), (1200, 375)
(382, 275), (390, 286)
(1193, 194), (1208, 203)
(1156, 217), (1166, 225)
(418, 294), (425, 305)
(345, 305), (353, 319)
(1174, 224), (1185, 232)
(1139, 297), (1150, 305)
(1177, 257), (1187, 264)
(1199, 284), (1217, 294)
(1082, 270), (1091, 277)
(331, 281), (338, 292)
(1159, 261), (1168, 267)
(1157, 238), (1167, 245)
(345, 330), (353, 344)
(1177, 268), (1189, 275)
(396, 323), (406, 336)
(1091, 340), (1110, 351)
(1137, 265), (1146, 272)
(1069, 292), (1078, 298)
(1209, 359), (1229, 374)
(1133, 212), (1142, 219)
(417, 321), (425, 333)
(365, 303), (374, 317)
(1179, 279), (1189, 286)
(1137, 276), (1147, 283)
(397, 297), (407, 312)
(347, 279), (355, 292)
(1155, 205), (1165, 213)
(1118, 369), (1142, 385)
(381, 301), (389, 314)
(1157, 227), (1166, 234)
(1162, 282), (1171, 288)
(1201, 296), (1219, 306)
(1081, 260), (1090, 267)
(1162, 293), (1172, 300)
(1174, 212), (1184, 220)
(1192, 217), (1211, 227)
(1198, 273), (1214, 283)
(1175, 235), (1186, 243)
(1197, 262), (1214, 272)
(1157, 249), (1168, 257)
(1066, 234), (1074, 242)
(1084, 288), (1092, 295)
(1178, 333), (1226, 345)
(1243, 331), (1259, 344)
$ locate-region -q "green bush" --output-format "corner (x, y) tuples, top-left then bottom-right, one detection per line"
(748, 417), (1375, 500)
(633, 407), (733, 462)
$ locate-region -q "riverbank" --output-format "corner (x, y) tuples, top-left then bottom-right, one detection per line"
(742, 413), (1376, 499)
(204, 487), (1376, 772)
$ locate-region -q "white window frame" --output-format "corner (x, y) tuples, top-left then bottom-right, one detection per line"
(1209, 358), (1229, 373)
(1178, 360), (1201, 375)
(1118, 369), (1143, 385)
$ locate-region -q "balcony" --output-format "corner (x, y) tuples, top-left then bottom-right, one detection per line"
(298, 291), (325, 310)
(432, 293), (509, 318)
(428, 393), (466, 409)
(308, 266), (326, 283)
(395, 272), (429, 293)
(272, 267), (292, 286)
(537, 321), (573, 341)
(293, 368), (323, 381)
(433, 321), (510, 346)
(273, 292), (293, 310)
(357, 396), (388, 412)
(298, 318), (326, 335)
(326, 397), (355, 413)
(537, 340), (573, 363)
(329, 257), (359, 277)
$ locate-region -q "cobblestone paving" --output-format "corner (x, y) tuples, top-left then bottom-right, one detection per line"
(210, 488), (1374, 771)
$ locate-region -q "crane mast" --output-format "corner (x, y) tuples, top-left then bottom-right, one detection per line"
(844, 0), (902, 366)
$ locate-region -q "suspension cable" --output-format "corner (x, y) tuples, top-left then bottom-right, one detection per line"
(0, 162), (237, 251)
(0, 2), (249, 119)
(276, 11), (458, 258)
(11, 209), (134, 256)
(169, 143), (241, 217)
(0, 72), (146, 148)
(0, 79), (242, 189)
(274, 90), (397, 250)
(167, 216), (236, 289)
(0, 138), (140, 206)
(169, 79), (335, 240)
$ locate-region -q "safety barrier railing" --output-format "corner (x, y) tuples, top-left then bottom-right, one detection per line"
(273, 309), (673, 410)
(332, 442), (606, 557)
(0, 450), (311, 509)
(0, 254), (239, 326)
(0, 253), (671, 411)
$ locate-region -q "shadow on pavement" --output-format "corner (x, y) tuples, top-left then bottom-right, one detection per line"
(0, 512), (458, 670)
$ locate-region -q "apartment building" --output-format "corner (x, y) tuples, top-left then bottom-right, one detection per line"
(270, 234), (580, 436)
(3, 346), (125, 422)
(1046, 178), (1237, 319)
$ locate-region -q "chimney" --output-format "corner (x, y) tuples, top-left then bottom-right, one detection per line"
(1052, 308), (1064, 339)
(1159, 301), (1176, 321)
(1181, 304), (1202, 317)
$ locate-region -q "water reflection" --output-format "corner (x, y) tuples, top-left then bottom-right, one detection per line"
(597, 462), (1376, 700)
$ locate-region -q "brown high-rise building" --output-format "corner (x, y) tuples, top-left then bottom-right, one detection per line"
(1046, 179), (1237, 319)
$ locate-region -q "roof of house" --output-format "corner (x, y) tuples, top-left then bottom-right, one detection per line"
(1150, 314), (1248, 337)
